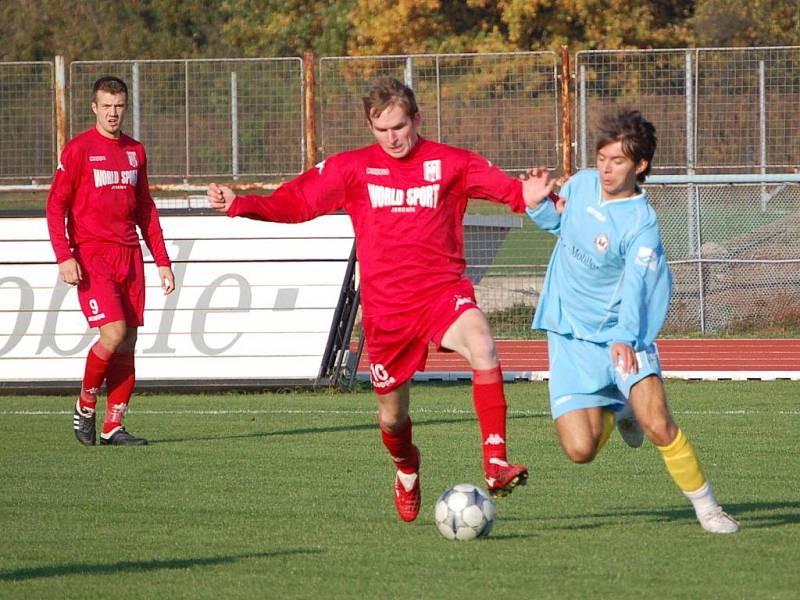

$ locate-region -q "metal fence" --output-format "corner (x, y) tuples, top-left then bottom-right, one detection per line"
(1, 48), (798, 336)
(0, 62), (55, 183)
(69, 58), (305, 181)
(575, 47), (800, 335)
(318, 52), (561, 171)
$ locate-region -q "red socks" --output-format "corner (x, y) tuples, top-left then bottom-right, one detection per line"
(380, 416), (419, 473)
(473, 366), (508, 469)
(103, 353), (136, 435)
(79, 341), (114, 412)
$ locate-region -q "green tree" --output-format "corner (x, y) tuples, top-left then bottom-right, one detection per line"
(690, 0), (800, 47)
(220, 0), (354, 57)
(0, 0), (229, 62)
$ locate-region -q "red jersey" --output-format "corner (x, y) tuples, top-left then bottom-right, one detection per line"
(46, 127), (171, 267)
(230, 138), (526, 317)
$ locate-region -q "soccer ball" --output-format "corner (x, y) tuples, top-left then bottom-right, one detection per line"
(434, 483), (496, 541)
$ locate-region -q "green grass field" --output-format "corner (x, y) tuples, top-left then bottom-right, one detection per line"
(1, 381), (798, 599)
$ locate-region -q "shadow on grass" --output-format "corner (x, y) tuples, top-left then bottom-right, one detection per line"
(519, 500), (800, 530)
(0, 548), (322, 582)
(148, 414), (514, 444)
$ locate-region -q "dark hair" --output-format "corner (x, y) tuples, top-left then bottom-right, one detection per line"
(362, 77), (419, 122)
(595, 109), (657, 182)
(92, 76), (128, 100)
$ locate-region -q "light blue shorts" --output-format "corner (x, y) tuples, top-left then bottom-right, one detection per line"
(546, 331), (662, 420)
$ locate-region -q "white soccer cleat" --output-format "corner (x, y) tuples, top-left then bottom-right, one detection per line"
(616, 405), (644, 448)
(696, 507), (740, 534)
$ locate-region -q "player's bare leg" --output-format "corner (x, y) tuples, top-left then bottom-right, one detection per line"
(378, 382), (420, 521)
(554, 406), (615, 464)
(631, 376), (738, 533)
(442, 308), (528, 497)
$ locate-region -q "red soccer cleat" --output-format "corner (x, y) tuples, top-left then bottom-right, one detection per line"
(393, 446), (421, 522)
(484, 458), (529, 498)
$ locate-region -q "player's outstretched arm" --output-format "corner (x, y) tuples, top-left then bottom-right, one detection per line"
(520, 168), (557, 210)
(208, 183), (236, 213)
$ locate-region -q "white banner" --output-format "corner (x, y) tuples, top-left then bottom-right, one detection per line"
(0, 214), (355, 384)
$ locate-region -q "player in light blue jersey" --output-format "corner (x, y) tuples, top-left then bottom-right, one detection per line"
(526, 109), (738, 534)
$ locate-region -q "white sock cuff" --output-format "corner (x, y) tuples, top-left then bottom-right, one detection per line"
(683, 482), (719, 514)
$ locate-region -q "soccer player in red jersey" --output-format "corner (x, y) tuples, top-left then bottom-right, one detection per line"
(208, 77), (556, 521)
(47, 76), (175, 447)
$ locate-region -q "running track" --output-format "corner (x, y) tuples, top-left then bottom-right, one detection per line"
(356, 339), (800, 381)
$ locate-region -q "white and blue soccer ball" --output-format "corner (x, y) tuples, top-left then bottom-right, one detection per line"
(434, 483), (496, 541)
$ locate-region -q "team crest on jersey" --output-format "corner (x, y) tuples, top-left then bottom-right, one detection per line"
(126, 151), (138, 168)
(423, 160), (441, 182)
(594, 233), (609, 253)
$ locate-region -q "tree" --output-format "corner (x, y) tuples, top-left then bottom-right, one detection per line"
(220, 0), (354, 57)
(690, 0), (800, 47)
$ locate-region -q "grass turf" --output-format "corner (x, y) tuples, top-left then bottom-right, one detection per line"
(1, 380), (798, 599)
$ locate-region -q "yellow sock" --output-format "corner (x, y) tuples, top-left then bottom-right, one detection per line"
(596, 409), (616, 451)
(656, 428), (706, 493)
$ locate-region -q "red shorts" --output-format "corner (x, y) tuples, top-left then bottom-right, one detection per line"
(362, 278), (478, 394)
(75, 244), (145, 328)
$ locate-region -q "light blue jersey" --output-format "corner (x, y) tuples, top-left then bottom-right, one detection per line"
(527, 169), (672, 418)
(527, 168), (672, 350)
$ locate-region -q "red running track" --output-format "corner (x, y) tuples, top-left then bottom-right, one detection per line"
(355, 339), (800, 380)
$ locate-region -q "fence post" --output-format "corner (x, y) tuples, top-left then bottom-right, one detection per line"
(759, 59), (768, 211)
(132, 61), (140, 140)
(560, 45), (572, 180)
(304, 50), (317, 168)
(54, 55), (67, 161)
(231, 70), (239, 180)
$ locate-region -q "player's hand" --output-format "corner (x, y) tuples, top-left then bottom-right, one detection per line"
(58, 258), (82, 286)
(520, 167), (557, 209)
(611, 342), (638, 375)
(208, 182), (236, 213)
(159, 266), (175, 295)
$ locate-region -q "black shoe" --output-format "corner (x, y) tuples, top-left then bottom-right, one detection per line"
(100, 428), (148, 446)
(73, 402), (96, 446)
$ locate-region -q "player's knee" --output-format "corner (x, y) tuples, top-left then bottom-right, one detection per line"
(100, 327), (126, 350)
(379, 412), (408, 432)
(560, 439), (598, 464)
(642, 418), (677, 446)
(466, 336), (498, 367)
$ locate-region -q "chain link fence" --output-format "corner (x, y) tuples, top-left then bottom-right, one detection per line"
(1, 48), (798, 336)
(0, 62), (55, 183)
(318, 52), (560, 170)
(575, 47), (800, 335)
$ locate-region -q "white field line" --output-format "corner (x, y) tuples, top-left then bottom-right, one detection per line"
(2, 408), (799, 417)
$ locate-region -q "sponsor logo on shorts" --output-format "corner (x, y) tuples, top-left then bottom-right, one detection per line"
(366, 167), (390, 176)
(87, 313), (106, 322)
(423, 159), (441, 182)
(370, 363), (397, 389)
(594, 233), (609, 253)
